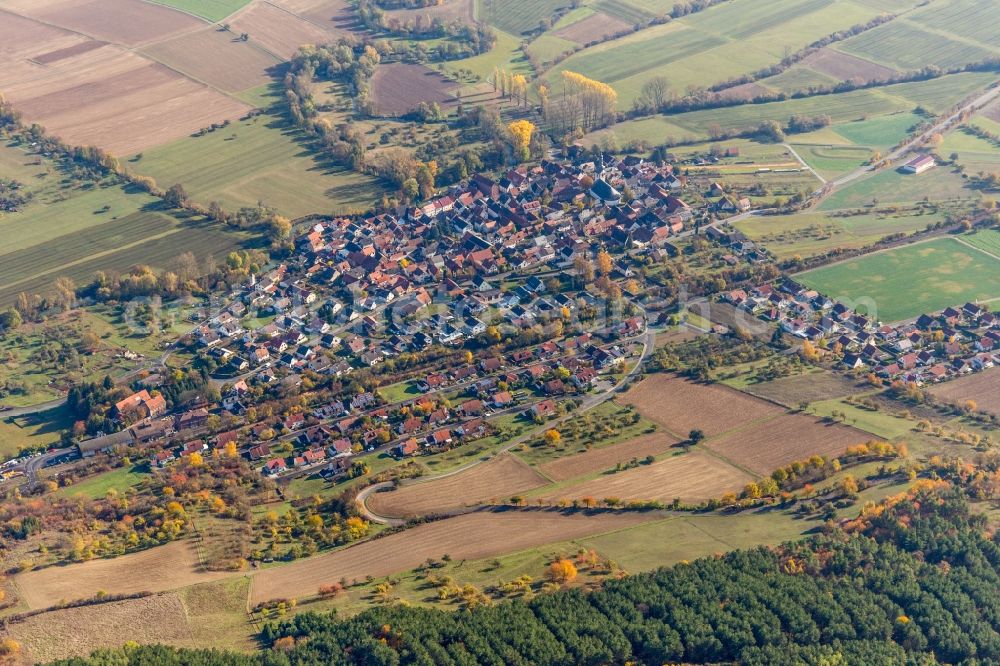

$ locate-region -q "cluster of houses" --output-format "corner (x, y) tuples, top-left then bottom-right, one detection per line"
(727, 280), (999, 384)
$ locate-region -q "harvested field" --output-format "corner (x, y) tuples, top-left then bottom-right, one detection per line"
(704, 413), (871, 475)
(746, 371), (866, 407)
(142, 27), (282, 93)
(385, 0), (474, 26)
(2, 0), (204, 47)
(716, 82), (773, 101)
(370, 63), (457, 117)
(249, 510), (652, 604)
(228, 1), (336, 59)
(32, 40), (106, 64)
(367, 454), (547, 517)
(554, 11), (631, 43)
(4, 593), (192, 664)
(537, 432), (680, 481)
(620, 374), (783, 438)
(541, 450), (751, 503)
(12, 539), (232, 609)
(654, 327), (700, 347)
(700, 301), (774, 339)
(928, 367), (1000, 416)
(802, 47), (897, 82)
(272, 0), (359, 32)
(0, 40), (252, 154)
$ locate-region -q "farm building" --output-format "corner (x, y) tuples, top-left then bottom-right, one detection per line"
(902, 154), (935, 174)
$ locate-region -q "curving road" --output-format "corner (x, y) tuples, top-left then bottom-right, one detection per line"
(357, 311), (658, 525)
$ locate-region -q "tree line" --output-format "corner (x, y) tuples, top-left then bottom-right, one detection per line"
(48, 485), (1000, 665)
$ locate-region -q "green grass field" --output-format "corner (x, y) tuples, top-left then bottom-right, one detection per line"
(830, 112), (924, 147)
(145, 0), (251, 21)
(130, 115), (388, 218)
(0, 141), (255, 304)
(818, 166), (977, 210)
(478, 0), (574, 36)
(792, 144), (874, 179)
(544, 0), (883, 105)
(960, 229), (1000, 259)
(734, 208), (948, 259)
(0, 408), (73, 459)
(796, 237), (1000, 321)
(56, 464), (152, 499)
(836, 20), (997, 71)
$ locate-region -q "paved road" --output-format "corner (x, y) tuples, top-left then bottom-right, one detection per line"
(817, 81), (1000, 198)
(357, 310), (658, 525)
(783, 144), (826, 184)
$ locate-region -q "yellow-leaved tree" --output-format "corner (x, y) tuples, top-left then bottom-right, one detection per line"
(508, 119), (536, 162)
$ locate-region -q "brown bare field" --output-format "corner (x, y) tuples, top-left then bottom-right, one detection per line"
(250, 510), (652, 603)
(385, 0), (474, 26)
(0, 40), (252, 154)
(554, 11), (631, 44)
(142, 27), (282, 93)
(229, 1), (337, 59)
(367, 454), (547, 517)
(717, 82), (773, 101)
(541, 450), (751, 503)
(703, 413), (871, 475)
(700, 301), (774, 339)
(12, 539), (232, 609)
(984, 99), (1000, 123)
(2, 0), (204, 47)
(928, 367), (1000, 415)
(620, 374), (783, 438)
(654, 327), (700, 347)
(4, 593), (192, 664)
(32, 40), (106, 64)
(370, 62), (458, 116)
(803, 48), (897, 82)
(272, 0), (358, 32)
(746, 371), (865, 407)
(538, 432), (680, 481)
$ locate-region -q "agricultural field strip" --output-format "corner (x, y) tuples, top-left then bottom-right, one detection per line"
(953, 236), (1000, 263)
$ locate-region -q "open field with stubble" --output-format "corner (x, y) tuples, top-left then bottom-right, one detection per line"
(540, 449), (752, 503)
(928, 367), (1000, 415)
(536, 431), (679, 481)
(366, 454), (548, 518)
(619, 374), (784, 438)
(249, 510), (653, 604)
(12, 539), (232, 609)
(702, 412), (872, 475)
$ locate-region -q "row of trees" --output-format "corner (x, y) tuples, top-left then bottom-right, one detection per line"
(55, 487), (1000, 665)
(544, 71), (618, 132)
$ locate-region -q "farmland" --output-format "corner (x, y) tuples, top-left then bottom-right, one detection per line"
(129, 116), (388, 217)
(928, 366), (1000, 416)
(13, 539), (232, 609)
(742, 370), (865, 407)
(795, 236), (1000, 322)
(817, 166), (978, 210)
(366, 454), (548, 518)
(618, 374), (784, 438)
(539, 449), (752, 503)
(148, 0), (252, 21)
(733, 208), (951, 260)
(248, 510), (653, 604)
(370, 63), (458, 117)
(536, 432), (678, 481)
(701, 412), (871, 475)
(227, 1), (338, 59)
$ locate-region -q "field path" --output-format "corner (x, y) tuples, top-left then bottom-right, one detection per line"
(358, 308), (657, 524)
(954, 236), (1000, 263)
(784, 143), (826, 184)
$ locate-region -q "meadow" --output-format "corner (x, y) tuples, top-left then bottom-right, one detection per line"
(795, 236), (1000, 322)
(146, 0), (252, 21)
(734, 208), (950, 259)
(817, 166), (977, 210)
(130, 115), (388, 218)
